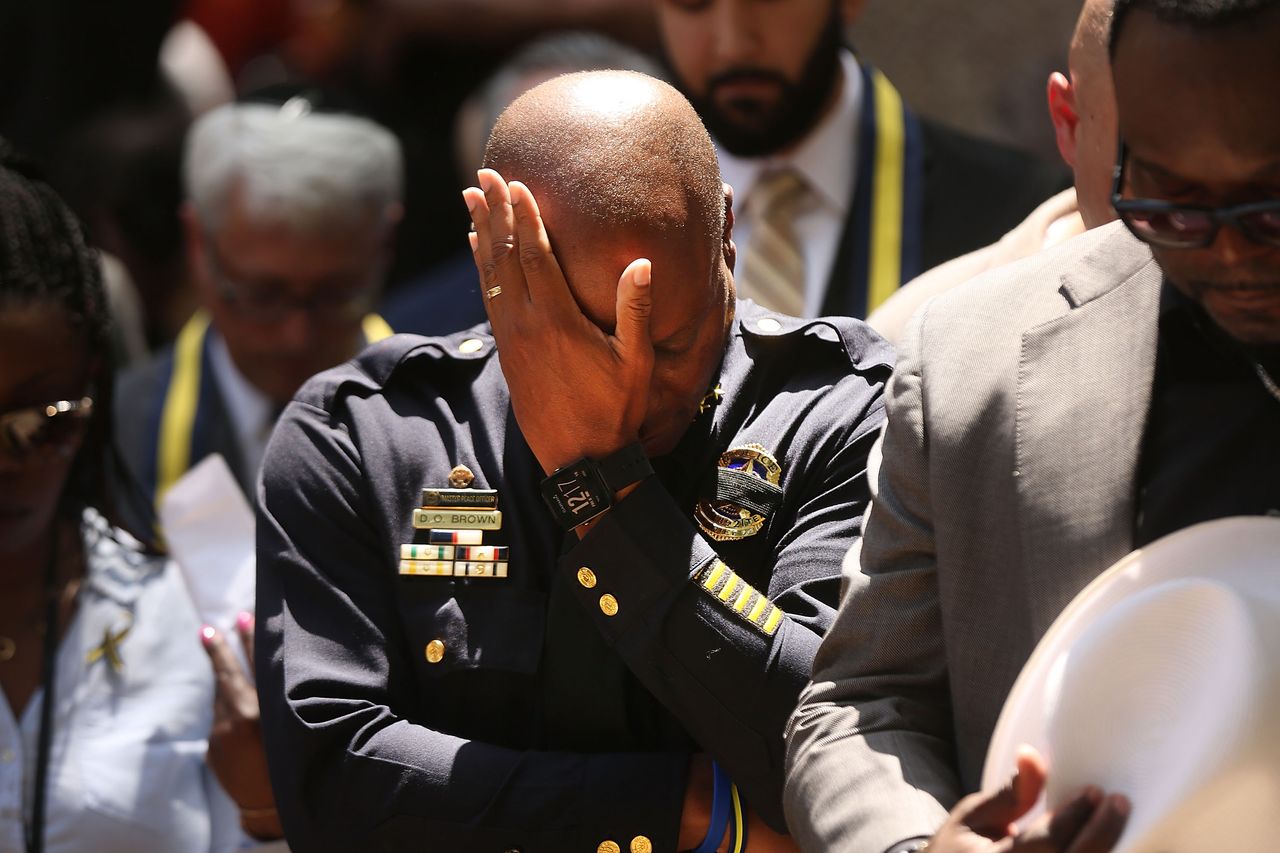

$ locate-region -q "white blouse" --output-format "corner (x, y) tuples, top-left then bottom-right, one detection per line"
(0, 510), (277, 853)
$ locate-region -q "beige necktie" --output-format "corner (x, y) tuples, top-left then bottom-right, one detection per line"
(736, 169), (808, 317)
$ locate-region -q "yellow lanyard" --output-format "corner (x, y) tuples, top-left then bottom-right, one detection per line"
(865, 67), (908, 315)
(154, 311), (393, 505)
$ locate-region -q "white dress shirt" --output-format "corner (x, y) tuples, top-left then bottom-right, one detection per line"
(0, 510), (283, 853)
(208, 332), (275, 484)
(717, 50), (864, 318)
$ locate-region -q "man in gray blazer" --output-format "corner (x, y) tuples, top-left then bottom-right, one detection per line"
(784, 1), (1280, 851)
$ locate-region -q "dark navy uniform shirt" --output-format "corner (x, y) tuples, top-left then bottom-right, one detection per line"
(255, 301), (892, 852)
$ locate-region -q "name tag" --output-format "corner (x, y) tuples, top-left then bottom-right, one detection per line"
(413, 509), (503, 530)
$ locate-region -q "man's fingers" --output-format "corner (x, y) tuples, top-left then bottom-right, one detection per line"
(1065, 794), (1129, 853)
(963, 746), (1048, 833)
(478, 169), (523, 285)
(509, 180), (573, 311)
(1011, 788), (1102, 852)
(463, 186), (492, 273)
(613, 258), (654, 364)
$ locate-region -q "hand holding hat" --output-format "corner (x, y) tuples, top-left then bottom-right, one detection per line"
(983, 516), (1280, 853)
(928, 745), (1128, 853)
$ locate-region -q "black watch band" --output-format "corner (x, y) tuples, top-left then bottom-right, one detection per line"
(595, 441), (653, 492)
(539, 442), (653, 530)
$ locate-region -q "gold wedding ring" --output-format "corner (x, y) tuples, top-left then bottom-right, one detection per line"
(485, 285), (503, 300)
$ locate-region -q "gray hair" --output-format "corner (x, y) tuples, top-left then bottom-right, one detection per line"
(184, 100), (403, 235)
(455, 31), (667, 178)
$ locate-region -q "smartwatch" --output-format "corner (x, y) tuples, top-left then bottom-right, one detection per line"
(539, 442), (653, 529)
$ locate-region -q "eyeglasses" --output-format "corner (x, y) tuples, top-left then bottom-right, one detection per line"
(204, 238), (377, 327)
(0, 397), (94, 462)
(1111, 139), (1280, 250)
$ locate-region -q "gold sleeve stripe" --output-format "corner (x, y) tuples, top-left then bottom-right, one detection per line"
(702, 560), (727, 591)
(692, 557), (785, 638)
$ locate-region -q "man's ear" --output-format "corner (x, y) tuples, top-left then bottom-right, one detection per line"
(722, 182), (737, 273)
(1047, 71), (1081, 169)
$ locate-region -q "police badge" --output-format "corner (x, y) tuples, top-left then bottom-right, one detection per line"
(694, 444), (783, 541)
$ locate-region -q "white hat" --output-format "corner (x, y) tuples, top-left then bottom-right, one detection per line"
(982, 516), (1280, 852)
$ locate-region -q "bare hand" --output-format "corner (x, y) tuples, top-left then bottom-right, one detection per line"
(929, 747), (1128, 853)
(201, 613), (283, 840)
(463, 170), (654, 475)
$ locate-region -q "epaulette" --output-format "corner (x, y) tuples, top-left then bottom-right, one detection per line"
(736, 302), (895, 375)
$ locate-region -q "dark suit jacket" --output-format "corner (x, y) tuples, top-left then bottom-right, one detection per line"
(113, 342), (249, 537)
(381, 251), (488, 338)
(820, 119), (1069, 318)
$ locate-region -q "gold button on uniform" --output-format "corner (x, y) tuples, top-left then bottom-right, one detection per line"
(630, 836), (653, 853)
(598, 593), (619, 617)
(577, 567), (597, 588)
(424, 639), (445, 664)
(597, 841), (620, 853)
(458, 338), (484, 354)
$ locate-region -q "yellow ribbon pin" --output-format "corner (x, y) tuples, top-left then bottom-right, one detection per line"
(86, 618), (133, 673)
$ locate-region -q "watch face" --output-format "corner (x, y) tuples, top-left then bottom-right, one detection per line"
(541, 460), (611, 527)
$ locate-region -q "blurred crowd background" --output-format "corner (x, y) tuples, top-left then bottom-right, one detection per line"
(0, 0), (1077, 359)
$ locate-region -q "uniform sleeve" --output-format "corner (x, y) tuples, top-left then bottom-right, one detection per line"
(559, 384), (886, 832)
(783, 307), (959, 852)
(255, 401), (687, 853)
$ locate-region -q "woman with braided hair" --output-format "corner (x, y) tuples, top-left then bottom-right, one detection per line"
(0, 141), (284, 852)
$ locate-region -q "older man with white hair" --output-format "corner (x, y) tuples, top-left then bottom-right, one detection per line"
(111, 95), (402, 845)
(116, 95), (403, 513)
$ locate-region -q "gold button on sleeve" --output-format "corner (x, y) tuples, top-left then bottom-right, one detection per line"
(577, 567), (597, 589)
(598, 593), (619, 617)
(629, 836), (653, 853)
(424, 639), (445, 664)
(597, 841), (621, 853)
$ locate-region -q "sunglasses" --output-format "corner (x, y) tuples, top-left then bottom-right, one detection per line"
(0, 397), (94, 461)
(1111, 139), (1280, 250)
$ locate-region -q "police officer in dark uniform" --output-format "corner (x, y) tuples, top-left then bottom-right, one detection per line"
(255, 70), (891, 852)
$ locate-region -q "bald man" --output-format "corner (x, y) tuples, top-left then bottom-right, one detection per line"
(866, 0), (1119, 345)
(255, 71), (891, 851)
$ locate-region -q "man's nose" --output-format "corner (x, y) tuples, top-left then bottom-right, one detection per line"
(1206, 221), (1270, 268)
(712, 0), (761, 67)
(274, 307), (321, 350)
